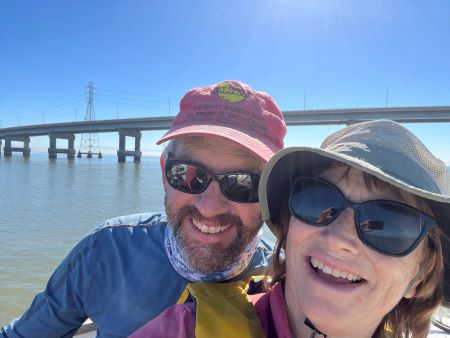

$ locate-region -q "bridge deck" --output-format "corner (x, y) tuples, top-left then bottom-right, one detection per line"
(1, 106), (450, 138)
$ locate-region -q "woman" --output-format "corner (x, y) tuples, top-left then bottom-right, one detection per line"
(256, 119), (450, 338)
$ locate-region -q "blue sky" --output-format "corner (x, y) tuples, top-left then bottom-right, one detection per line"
(1, 0), (449, 162)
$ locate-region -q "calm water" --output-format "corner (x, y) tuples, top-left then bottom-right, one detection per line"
(0, 153), (168, 323)
(0, 153), (276, 323)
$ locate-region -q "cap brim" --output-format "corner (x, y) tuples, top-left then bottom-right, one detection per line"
(157, 124), (281, 163)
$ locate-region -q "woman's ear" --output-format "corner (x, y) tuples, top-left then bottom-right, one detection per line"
(404, 253), (436, 299)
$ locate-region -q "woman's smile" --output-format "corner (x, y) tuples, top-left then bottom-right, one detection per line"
(310, 256), (362, 283)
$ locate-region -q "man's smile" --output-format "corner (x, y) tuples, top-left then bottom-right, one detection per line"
(192, 219), (231, 234)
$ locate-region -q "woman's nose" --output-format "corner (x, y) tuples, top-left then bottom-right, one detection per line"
(321, 207), (361, 255)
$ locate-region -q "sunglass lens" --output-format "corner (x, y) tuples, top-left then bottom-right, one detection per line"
(358, 202), (423, 255)
(290, 178), (343, 225)
(166, 163), (209, 194)
(220, 174), (259, 203)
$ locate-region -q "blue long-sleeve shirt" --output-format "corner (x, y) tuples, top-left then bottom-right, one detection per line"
(1, 213), (272, 338)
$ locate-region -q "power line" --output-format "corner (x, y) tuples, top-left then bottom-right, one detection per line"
(40, 98), (86, 117)
(95, 92), (170, 105)
(95, 98), (170, 111)
(23, 90), (85, 117)
(95, 86), (176, 102)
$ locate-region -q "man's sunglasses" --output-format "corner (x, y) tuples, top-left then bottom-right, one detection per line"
(289, 177), (436, 256)
(164, 160), (260, 203)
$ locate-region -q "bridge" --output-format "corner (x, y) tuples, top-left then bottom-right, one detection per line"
(1, 105), (449, 162)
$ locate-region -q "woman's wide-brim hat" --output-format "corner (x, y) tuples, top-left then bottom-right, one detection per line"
(259, 120), (450, 303)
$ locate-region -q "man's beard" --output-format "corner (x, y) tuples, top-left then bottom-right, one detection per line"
(165, 199), (262, 275)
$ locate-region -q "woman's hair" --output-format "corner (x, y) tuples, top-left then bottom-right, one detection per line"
(269, 165), (445, 338)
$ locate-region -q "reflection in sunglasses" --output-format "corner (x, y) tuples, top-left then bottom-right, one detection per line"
(360, 220), (385, 232)
(315, 207), (338, 224)
(235, 174), (252, 188)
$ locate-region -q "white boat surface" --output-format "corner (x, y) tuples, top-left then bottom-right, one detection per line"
(74, 319), (96, 337)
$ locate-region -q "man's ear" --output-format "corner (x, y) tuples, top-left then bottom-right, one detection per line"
(160, 152), (166, 185)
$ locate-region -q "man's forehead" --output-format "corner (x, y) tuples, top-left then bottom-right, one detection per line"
(172, 135), (248, 155)
(171, 136), (263, 171)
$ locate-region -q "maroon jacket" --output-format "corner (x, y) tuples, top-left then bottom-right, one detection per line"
(253, 282), (292, 338)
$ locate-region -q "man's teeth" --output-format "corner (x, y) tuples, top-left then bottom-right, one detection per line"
(311, 257), (361, 282)
(193, 219), (230, 234)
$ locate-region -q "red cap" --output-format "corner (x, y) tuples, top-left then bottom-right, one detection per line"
(157, 80), (286, 162)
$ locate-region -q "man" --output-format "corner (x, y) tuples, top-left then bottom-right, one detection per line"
(1, 80), (286, 337)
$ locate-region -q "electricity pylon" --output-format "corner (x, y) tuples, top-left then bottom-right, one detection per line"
(77, 82), (102, 158)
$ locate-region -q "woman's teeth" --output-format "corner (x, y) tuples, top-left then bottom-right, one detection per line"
(193, 219), (230, 234)
(311, 257), (361, 282)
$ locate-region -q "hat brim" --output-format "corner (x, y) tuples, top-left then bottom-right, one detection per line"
(259, 146), (450, 302)
(157, 124), (281, 163)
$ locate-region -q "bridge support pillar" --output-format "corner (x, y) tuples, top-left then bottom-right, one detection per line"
(48, 133), (76, 159)
(3, 136), (30, 157)
(117, 129), (142, 163)
(68, 136), (75, 159)
(4, 138), (11, 156)
(49, 135), (57, 159)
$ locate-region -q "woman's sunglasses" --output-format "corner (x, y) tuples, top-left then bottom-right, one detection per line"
(289, 177), (436, 256)
(164, 160), (260, 203)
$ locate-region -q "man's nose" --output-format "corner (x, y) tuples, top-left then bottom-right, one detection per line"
(322, 208), (360, 255)
(194, 180), (229, 217)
